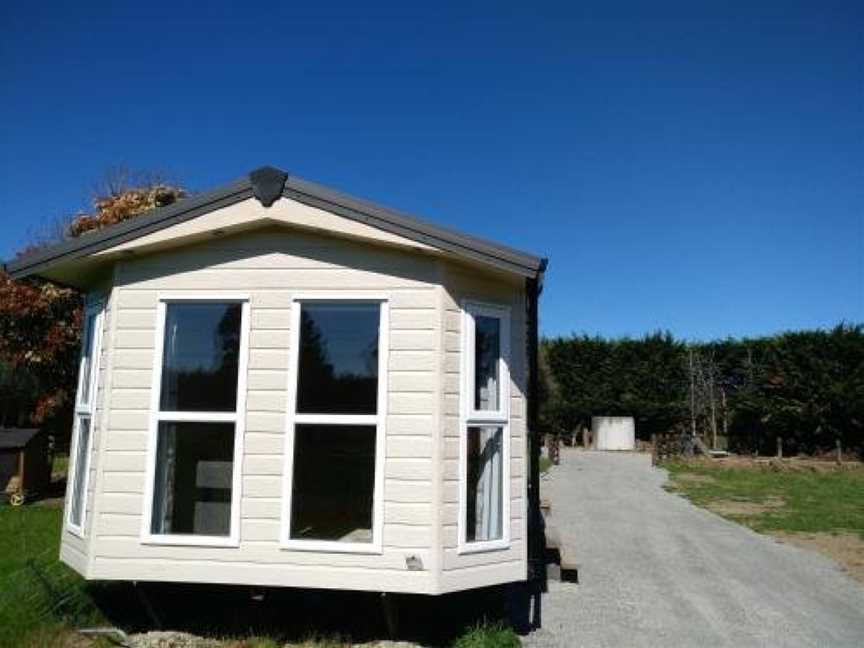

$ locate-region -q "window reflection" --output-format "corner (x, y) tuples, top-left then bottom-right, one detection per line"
(159, 303), (242, 412)
(474, 315), (501, 411)
(296, 303), (380, 414)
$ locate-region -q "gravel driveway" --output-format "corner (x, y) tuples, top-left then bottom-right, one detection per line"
(524, 449), (864, 648)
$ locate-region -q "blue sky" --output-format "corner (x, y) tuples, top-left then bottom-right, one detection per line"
(1, 1), (861, 339)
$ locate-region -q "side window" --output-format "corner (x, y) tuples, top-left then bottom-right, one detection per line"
(460, 303), (510, 551)
(284, 299), (387, 551)
(67, 302), (104, 536)
(144, 299), (249, 544)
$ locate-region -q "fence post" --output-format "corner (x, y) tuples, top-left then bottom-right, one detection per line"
(582, 426), (589, 450)
(776, 436), (783, 459)
(836, 438), (842, 465)
(651, 433), (657, 466)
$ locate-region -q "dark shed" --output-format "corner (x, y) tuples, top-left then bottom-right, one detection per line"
(0, 428), (50, 505)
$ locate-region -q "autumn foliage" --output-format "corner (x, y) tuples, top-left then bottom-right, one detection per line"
(67, 184), (185, 238)
(0, 177), (185, 431)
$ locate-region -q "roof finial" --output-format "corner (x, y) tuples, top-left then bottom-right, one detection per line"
(250, 166), (288, 207)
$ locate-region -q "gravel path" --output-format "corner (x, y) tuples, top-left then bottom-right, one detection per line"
(524, 449), (864, 648)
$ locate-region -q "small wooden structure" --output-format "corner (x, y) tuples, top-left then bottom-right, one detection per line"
(0, 428), (50, 505)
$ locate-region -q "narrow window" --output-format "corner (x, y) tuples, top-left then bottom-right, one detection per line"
(461, 303), (510, 551)
(67, 302), (104, 535)
(285, 300), (386, 549)
(146, 300), (248, 543)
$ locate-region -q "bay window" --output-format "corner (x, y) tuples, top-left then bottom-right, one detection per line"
(66, 301), (104, 536)
(143, 298), (249, 545)
(283, 298), (387, 552)
(460, 302), (510, 552)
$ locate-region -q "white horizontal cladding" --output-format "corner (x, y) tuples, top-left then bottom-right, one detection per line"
(435, 260), (530, 588)
(93, 537), (432, 571)
(245, 412), (285, 433)
(386, 435), (433, 458)
(387, 414), (436, 436)
(90, 228), (451, 590)
(112, 370), (153, 389)
(246, 370), (287, 392)
(383, 479), (433, 503)
(384, 502), (433, 526)
(389, 350), (436, 372)
(112, 350), (154, 371)
(242, 454), (283, 476)
(127, 269), (434, 292)
(242, 498), (282, 519)
(244, 432), (284, 455)
(390, 308), (437, 330)
(385, 458), (432, 481)
(250, 309), (291, 329)
(249, 329), (291, 349)
(89, 557), (436, 594)
(116, 310), (156, 330)
(243, 475), (282, 499)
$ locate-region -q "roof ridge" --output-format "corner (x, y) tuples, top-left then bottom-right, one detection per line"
(5, 166), (547, 280)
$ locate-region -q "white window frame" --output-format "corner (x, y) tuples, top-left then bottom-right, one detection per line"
(281, 292), (389, 554)
(65, 300), (105, 538)
(458, 301), (511, 554)
(141, 294), (250, 548)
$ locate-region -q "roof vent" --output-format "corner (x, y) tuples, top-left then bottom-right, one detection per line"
(250, 166), (288, 207)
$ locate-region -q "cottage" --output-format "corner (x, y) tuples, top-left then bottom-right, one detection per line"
(4, 167), (547, 596)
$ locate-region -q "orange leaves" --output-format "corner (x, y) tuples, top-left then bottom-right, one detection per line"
(68, 184), (185, 237)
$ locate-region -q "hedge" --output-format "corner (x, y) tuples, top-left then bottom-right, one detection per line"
(540, 324), (864, 456)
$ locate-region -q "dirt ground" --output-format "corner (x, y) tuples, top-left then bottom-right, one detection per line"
(706, 496), (786, 517)
(690, 455), (864, 473)
(771, 532), (864, 585)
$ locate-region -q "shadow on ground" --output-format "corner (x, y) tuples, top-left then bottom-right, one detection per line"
(87, 580), (539, 645)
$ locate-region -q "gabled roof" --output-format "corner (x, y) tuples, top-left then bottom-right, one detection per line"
(4, 166), (548, 282)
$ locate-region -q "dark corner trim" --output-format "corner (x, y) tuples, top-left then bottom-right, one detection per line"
(250, 166), (288, 207)
(526, 275), (546, 588)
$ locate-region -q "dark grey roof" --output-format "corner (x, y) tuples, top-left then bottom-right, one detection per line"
(4, 166), (548, 280)
(0, 428), (41, 450)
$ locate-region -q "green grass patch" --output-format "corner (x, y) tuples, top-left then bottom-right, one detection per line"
(664, 460), (864, 538)
(539, 456), (553, 475)
(0, 504), (106, 647)
(452, 622), (520, 648)
(51, 453), (68, 477)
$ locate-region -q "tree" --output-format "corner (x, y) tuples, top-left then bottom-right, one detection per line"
(0, 171), (185, 435)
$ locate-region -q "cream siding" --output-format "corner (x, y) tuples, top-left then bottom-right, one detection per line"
(80, 226), (442, 593)
(59, 200), (532, 595)
(438, 261), (529, 586)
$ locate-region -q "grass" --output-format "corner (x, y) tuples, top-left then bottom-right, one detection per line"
(452, 622), (520, 648)
(539, 455), (553, 475)
(0, 503), (106, 647)
(664, 460), (864, 538)
(51, 453), (68, 477)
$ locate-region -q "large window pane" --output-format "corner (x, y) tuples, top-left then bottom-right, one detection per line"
(69, 418), (91, 527)
(77, 312), (97, 407)
(466, 425), (503, 543)
(474, 315), (501, 411)
(296, 303), (379, 414)
(160, 303), (242, 412)
(290, 424), (376, 542)
(151, 422), (235, 536)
